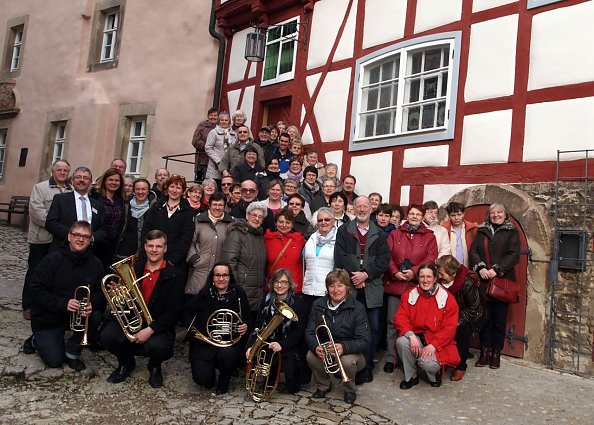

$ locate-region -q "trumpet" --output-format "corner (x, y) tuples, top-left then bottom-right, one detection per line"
(246, 299), (298, 402)
(70, 285), (90, 346)
(101, 256), (151, 342)
(315, 315), (351, 383)
(186, 301), (243, 348)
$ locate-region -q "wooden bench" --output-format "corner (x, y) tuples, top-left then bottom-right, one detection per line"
(0, 195), (30, 231)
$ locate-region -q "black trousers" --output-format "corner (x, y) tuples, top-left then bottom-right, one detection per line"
(23, 243), (51, 309)
(189, 343), (241, 388)
(33, 325), (83, 368)
(99, 320), (174, 366)
(455, 323), (473, 370)
(480, 300), (509, 350)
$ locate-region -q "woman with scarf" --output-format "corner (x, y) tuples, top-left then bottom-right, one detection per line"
(469, 202), (520, 369)
(205, 112), (236, 187)
(299, 165), (321, 208)
(116, 178), (153, 259)
(395, 263), (459, 389)
(302, 207), (337, 315)
(281, 157), (304, 182)
(93, 167), (125, 268)
(382, 203), (438, 374)
(183, 263), (252, 394)
(186, 192), (234, 297)
(185, 184), (204, 217)
(261, 180), (286, 217)
(256, 158), (282, 200)
(245, 269), (307, 394)
(436, 255), (486, 381)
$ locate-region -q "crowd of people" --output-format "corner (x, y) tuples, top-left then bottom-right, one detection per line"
(20, 108), (521, 404)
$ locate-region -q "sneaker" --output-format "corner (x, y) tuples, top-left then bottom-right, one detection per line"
(66, 357), (86, 372)
(23, 335), (35, 354)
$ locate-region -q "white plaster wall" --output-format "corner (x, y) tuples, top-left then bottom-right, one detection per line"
(227, 28), (256, 84)
(415, 0), (462, 34)
(472, 0), (517, 13)
(307, 0), (357, 69)
(227, 86), (255, 129)
(227, 89), (241, 117)
(400, 186), (410, 207)
(325, 150), (343, 176)
(528, 1), (594, 90)
(309, 68), (352, 142)
(460, 110), (512, 165)
(302, 124), (313, 145)
(424, 184), (473, 207)
(465, 14), (518, 102)
(349, 151), (392, 201)
(524, 97), (594, 161)
(306, 73), (322, 97)
(362, 0), (407, 49)
(403, 145), (449, 168)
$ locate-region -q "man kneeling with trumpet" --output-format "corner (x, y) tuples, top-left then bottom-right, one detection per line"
(304, 269), (371, 404)
(99, 230), (185, 388)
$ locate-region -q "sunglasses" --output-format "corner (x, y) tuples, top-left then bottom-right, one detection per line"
(241, 188), (256, 193)
(317, 217), (333, 223)
(237, 131), (249, 134)
(221, 182), (233, 187)
(288, 202), (302, 206)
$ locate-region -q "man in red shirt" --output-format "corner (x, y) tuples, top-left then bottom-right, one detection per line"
(99, 230), (185, 388)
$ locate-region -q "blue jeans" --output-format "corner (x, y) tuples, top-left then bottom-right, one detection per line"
(365, 307), (381, 371)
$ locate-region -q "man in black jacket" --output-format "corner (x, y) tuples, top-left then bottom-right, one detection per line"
(99, 230), (185, 388)
(28, 220), (104, 371)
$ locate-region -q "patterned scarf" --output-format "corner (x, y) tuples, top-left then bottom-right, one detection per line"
(303, 180), (320, 195)
(130, 197), (150, 219)
(260, 291), (295, 341)
(405, 222), (422, 234)
(208, 284), (238, 306)
(316, 226), (336, 247)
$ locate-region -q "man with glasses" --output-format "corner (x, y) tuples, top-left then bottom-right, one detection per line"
(334, 196), (390, 385)
(27, 221), (104, 371)
(229, 179), (275, 231)
(310, 176), (337, 214)
(220, 175), (235, 197)
(423, 200), (452, 258)
(221, 125), (265, 177)
(46, 166), (106, 252)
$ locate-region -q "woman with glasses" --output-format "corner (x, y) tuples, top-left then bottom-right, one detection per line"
(246, 269), (307, 394)
(185, 184), (204, 216)
(261, 180), (286, 217)
(383, 203), (438, 374)
(205, 112), (236, 187)
(302, 207), (337, 315)
(286, 194), (312, 240)
(222, 202), (268, 316)
(264, 209), (306, 293)
(142, 175), (195, 274)
(183, 263), (252, 395)
(281, 157), (303, 182)
(186, 192), (234, 296)
(116, 178), (153, 259)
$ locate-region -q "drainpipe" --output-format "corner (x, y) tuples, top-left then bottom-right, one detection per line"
(209, 0), (226, 109)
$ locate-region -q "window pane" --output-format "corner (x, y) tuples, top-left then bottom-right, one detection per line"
(282, 20), (297, 37)
(441, 71), (448, 96)
(363, 115), (375, 138)
(369, 66), (380, 84)
(131, 142), (140, 156)
(366, 87), (379, 111)
(130, 158), (138, 172)
(411, 52), (422, 74)
(421, 104), (436, 129)
(376, 111), (392, 135)
(379, 85), (392, 108)
(406, 106), (420, 131)
(133, 121), (144, 136)
(437, 101), (446, 126)
(268, 26), (281, 42)
(382, 61), (393, 80)
(409, 79), (420, 103)
(263, 43), (279, 81)
(423, 76), (438, 100)
(279, 40), (295, 75)
(424, 49), (442, 71)
(392, 83), (399, 106)
(443, 47), (450, 67)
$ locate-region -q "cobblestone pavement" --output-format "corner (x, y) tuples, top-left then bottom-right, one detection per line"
(1, 221), (594, 424)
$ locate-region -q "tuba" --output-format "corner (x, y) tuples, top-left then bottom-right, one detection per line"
(70, 285), (90, 346)
(101, 255), (152, 342)
(186, 306), (243, 348)
(246, 299), (298, 402)
(315, 314), (351, 383)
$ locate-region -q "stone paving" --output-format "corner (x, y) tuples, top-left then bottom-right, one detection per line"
(1, 221), (594, 424)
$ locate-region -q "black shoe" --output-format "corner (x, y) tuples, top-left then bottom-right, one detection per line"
(66, 357), (86, 372)
(383, 362), (394, 374)
(344, 391), (357, 404)
(107, 361), (136, 384)
(429, 372), (442, 387)
(355, 368), (373, 385)
(23, 335), (35, 354)
(399, 375), (419, 390)
(312, 384), (331, 399)
(215, 383), (229, 395)
(148, 365), (163, 388)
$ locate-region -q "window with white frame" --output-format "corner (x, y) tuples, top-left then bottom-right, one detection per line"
(52, 122), (67, 163)
(262, 17), (299, 85)
(101, 12), (118, 62)
(10, 26), (23, 71)
(0, 129), (7, 180)
(350, 32), (461, 151)
(126, 118), (146, 175)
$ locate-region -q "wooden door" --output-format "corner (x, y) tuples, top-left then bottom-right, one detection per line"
(464, 205), (529, 358)
(261, 97), (292, 128)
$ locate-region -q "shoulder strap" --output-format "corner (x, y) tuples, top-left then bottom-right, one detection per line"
(483, 235), (492, 269)
(268, 238), (292, 277)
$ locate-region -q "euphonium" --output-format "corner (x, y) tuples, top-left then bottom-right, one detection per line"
(101, 255), (151, 342)
(315, 314), (351, 383)
(246, 299), (298, 402)
(70, 285), (90, 346)
(186, 307), (243, 348)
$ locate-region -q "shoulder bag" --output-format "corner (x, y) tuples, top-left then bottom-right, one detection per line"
(483, 236), (519, 304)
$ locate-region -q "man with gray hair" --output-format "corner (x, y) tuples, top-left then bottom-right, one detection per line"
(229, 179), (275, 231)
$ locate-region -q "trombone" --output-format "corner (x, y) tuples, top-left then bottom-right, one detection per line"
(315, 315), (350, 383)
(70, 285), (90, 346)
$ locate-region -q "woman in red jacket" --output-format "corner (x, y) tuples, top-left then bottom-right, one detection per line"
(382, 204), (438, 374)
(395, 263), (460, 389)
(264, 208), (306, 292)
